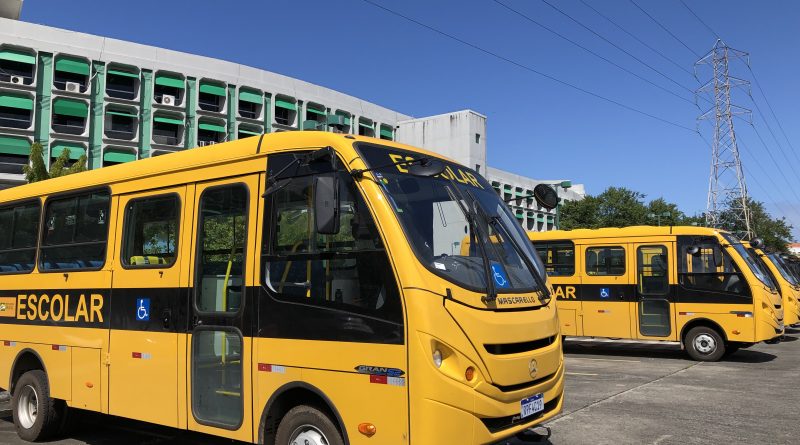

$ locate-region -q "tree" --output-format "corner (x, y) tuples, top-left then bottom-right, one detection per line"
(719, 198), (793, 252)
(560, 186), (668, 230)
(23, 142), (87, 183)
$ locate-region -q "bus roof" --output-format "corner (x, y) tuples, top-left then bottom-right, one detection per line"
(528, 225), (727, 241)
(0, 132), (458, 203)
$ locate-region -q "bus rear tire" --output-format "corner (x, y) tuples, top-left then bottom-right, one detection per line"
(275, 405), (344, 445)
(684, 326), (725, 362)
(11, 369), (66, 442)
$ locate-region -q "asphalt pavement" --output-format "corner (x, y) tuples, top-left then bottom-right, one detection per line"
(1, 329), (798, 444)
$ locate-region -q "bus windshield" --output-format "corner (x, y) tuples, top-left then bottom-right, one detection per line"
(721, 233), (777, 291)
(767, 253), (799, 286)
(356, 143), (545, 296)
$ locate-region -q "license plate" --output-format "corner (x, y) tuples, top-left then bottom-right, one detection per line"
(520, 393), (544, 418)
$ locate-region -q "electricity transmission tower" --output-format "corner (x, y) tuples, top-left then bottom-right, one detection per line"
(696, 40), (753, 239)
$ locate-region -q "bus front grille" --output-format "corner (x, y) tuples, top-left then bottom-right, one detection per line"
(484, 335), (556, 355)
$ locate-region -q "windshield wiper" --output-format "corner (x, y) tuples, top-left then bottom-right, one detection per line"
(444, 184), (497, 303)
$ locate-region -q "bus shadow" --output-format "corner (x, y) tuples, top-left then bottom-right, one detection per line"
(564, 341), (777, 363)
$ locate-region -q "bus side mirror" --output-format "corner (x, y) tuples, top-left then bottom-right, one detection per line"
(687, 246), (700, 256)
(533, 184), (559, 210)
(314, 173), (340, 235)
(750, 238), (765, 249)
(712, 249), (723, 267)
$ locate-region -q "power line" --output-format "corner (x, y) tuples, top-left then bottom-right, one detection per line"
(679, 0), (721, 40)
(537, 0), (698, 98)
(747, 65), (800, 168)
(490, 0), (696, 106)
(359, 0), (696, 132)
(747, 121), (800, 205)
(629, 0), (701, 58)
(578, 0), (694, 77)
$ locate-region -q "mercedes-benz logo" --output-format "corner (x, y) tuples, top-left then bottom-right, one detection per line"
(0, 303), (5, 311)
(529, 359), (538, 378)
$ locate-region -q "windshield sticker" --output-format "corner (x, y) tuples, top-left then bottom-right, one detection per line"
(490, 262), (511, 289)
(434, 262), (447, 271)
(385, 153), (485, 189)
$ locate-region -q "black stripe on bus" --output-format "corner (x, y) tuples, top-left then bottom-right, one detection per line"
(551, 283), (753, 305)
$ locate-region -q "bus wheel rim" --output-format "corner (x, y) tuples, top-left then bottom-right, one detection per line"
(17, 384), (38, 429)
(290, 424), (329, 445)
(694, 333), (716, 354)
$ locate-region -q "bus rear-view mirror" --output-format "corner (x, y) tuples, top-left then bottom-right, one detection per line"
(533, 184), (559, 210)
(314, 173), (340, 235)
(408, 158), (446, 177)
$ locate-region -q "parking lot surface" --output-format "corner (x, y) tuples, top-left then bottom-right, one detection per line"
(1, 329), (798, 444)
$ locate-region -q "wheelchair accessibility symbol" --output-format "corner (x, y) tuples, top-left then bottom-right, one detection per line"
(600, 288), (610, 299)
(136, 298), (150, 321)
(491, 263), (510, 289)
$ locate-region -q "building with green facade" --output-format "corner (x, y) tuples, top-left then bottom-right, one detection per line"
(0, 14), (583, 230)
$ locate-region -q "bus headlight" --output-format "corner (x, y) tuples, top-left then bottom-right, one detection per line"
(432, 349), (443, 368)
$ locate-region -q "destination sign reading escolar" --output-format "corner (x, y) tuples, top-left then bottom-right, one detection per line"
(0, 293), (105, 324)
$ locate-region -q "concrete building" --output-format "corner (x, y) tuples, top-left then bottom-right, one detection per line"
(0, 14), (583, 230)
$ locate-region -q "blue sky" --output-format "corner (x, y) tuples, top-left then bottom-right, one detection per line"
(21, 1), (800, 237)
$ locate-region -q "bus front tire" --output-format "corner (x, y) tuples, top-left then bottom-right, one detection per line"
(275, 405), (344, 445)
(684, 326), (725, 362)
(11, 370), (66, 442)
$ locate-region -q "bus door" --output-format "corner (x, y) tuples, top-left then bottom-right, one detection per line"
(187, 177), (258, 442)
(108, 186), (186, 428)
(580, 243), (632, 338)
(633, 243), (675, 340)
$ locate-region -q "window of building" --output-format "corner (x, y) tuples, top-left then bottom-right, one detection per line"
(261, 153), (403, 343)
(53, 55), (89, 93)
(358, 118), (374, 137)
(104, 107), (138, 140)
(475, 133), (481, 144)
(0, 47), (36, 85)
(40, 190), (110, 271)
(122, 195), (179, 268)
(678, 236), (748, 296)
(586, 246), (625, 276)
(152, 113), (184, 146)
(534, 241), (575, 276)
(0, 200), (40, 274)
(105, 66), (139, 100)
(238, 88), (262, 119)
(195, 185), (248, 314)
(274, 96), (297, 126)
(0, 136), (32, 175)
(328, 110), (351, 134)
(52, 98), (88, 135)
(154, 72), (185, 105)
(237, 124), (262, 140)
(197, 119), (227, 145)
(379, 124), (393, 140)
(0, 92), (34, 129)
(49, 141), (86, 168)
(302, 103), (326, 130)
(198, 81), (226, 113)
(102, 147), (136, 167)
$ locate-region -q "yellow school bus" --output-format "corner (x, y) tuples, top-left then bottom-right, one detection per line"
(529, 226), (784, 361)
(0, 132), (563, 444)
(749, 245), (800, 327)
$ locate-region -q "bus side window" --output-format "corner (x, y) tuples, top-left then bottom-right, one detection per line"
(262, 161), (402, 338)
(533, 241), (575, 276)
(585, 246), (625, 276)
(122, 195), (180, 268)
(195, 185), (248, 313)
(638, 246), (668, 295)
(0, 200), (40, 273)
(40, 190), (110, 271)
(678, 237), (746, 295)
